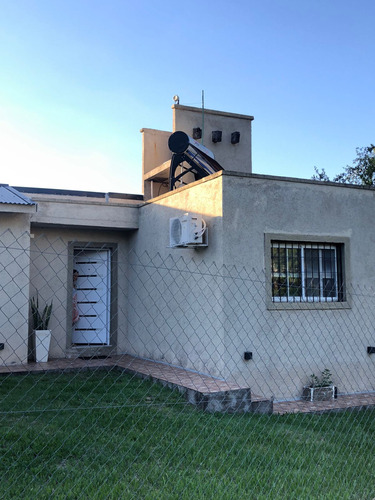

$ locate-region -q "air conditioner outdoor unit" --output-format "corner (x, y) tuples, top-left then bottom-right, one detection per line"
(169, 213), (207, 248)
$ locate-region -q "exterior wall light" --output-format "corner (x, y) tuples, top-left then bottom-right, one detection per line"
(367, 346), (375, 354)
(244, 351), (253, 360)
(231, 131), (240, 144)
(193, 127), (202, 140)
(212, 130), (222, 143)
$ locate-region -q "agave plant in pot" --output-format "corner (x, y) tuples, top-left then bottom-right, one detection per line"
(302, 369), (337, 402)
(30, 295), (53, 362)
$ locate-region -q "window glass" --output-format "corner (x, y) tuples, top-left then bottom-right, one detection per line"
(272, 277), (287, 298)
(322, 249), (335, 277)
(271, 242), (342, 303)
(304, 248), (319, 278)
(289, 277), (302, 298)
(288, 247), (300, 275)
(322, 277), (336, 298)
(305, 277), (320, 298)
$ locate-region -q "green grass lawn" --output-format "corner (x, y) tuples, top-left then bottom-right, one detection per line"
(1, 369), (374, 499)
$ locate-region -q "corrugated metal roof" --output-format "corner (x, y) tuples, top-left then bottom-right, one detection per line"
(0, 185), (35, 205)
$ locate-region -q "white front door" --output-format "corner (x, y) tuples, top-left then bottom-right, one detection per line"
(72, 249), (111, 345)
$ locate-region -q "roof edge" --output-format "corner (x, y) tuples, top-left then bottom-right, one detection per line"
(13, 186), (143, 200)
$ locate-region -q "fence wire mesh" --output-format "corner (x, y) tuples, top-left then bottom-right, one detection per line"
(1, 231), (374, 499)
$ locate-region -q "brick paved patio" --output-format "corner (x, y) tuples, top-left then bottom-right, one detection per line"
(273, 391), (375, 414)
(1, 354), (374, 415)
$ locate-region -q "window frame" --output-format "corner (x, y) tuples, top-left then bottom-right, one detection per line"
(265, 234), (350, 310)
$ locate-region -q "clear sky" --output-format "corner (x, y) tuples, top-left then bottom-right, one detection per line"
(0, 0), (374, 194)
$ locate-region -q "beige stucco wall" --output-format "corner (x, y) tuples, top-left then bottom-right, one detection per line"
(29, 227), (133, 360)
(220, 172), (375, 399)
(30, 198), (139, 230)
(0, 213), (32, 365)
(173, 105), (253, 174)
(0, 191), (140, 365)
(127, 175), (227, 376)
(141, 128), (172, 176)
(127, 172), (375, 400)
(140, 128), (172, 200)
(7, 172), (374, 399)
(141, 105), (254, 201)
(134, 174), (224, 262)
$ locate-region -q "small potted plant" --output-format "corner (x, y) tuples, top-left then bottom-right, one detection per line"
(30, 295), (53, 362)
(302, 368), (337, 402)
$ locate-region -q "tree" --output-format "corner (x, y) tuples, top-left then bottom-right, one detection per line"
(312, 145), (375, 186)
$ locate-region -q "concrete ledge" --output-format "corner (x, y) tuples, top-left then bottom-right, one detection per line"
(30, 199), (139, 229)
(250, 398), (274, 415)
(0, 354), (274, 414)
(187, 388), (253, 413)
(117, 364), (272, 414)
(187, 388), (273, 414)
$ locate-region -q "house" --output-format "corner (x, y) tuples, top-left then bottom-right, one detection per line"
(1, 104), (374, 400)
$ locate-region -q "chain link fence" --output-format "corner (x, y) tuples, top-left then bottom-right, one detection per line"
(1, 231), (375, 498)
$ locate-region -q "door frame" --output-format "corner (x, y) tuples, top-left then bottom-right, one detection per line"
(73, 248), (111, 346)
(66, 241), (118, 357)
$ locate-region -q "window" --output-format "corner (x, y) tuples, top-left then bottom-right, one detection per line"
(271, 241), (344, 302)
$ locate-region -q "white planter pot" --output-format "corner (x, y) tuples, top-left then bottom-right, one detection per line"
(302, 385), (337, 402)
(35, 330), (51, 362)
